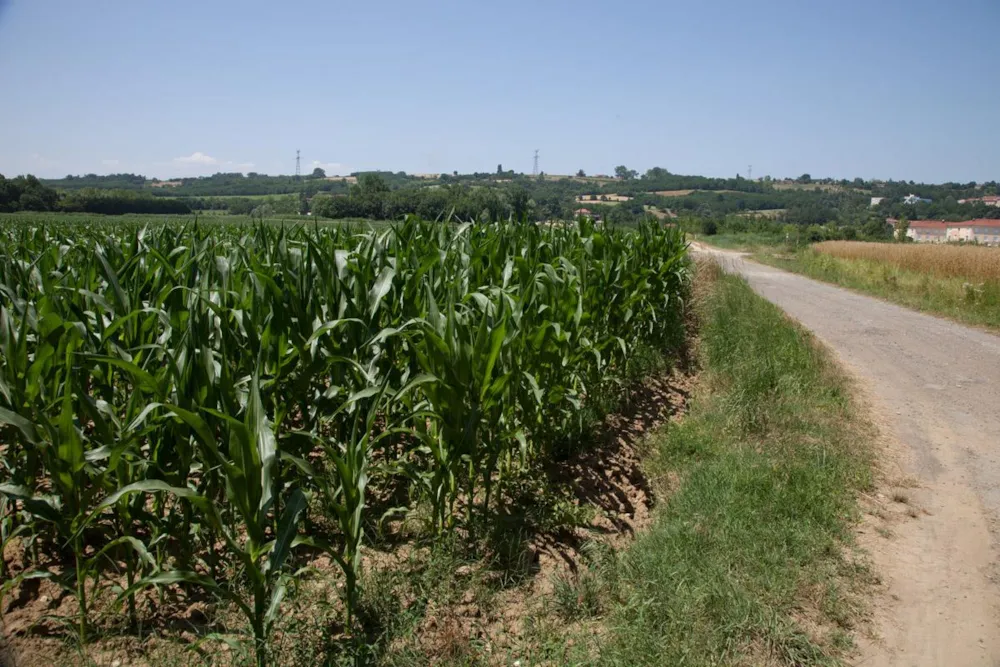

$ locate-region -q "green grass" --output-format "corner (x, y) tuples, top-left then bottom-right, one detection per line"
(756, 248), (1000, 331)
(0, 211), (387, 228)
(566, 264), (875, 666)
(693, 232), (787, 251)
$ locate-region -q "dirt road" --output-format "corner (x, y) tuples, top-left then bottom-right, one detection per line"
(695, 245), (1000, 666)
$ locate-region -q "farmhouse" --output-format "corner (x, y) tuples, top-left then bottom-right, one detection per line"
(904, 219), (949, 243)
(958, 196), (1000, 207)
(903, 194), (932, 205)
(945, 219), (1000, 245)
(897, 218), (1000, 246)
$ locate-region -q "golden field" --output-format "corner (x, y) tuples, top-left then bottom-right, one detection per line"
(814, 241), (1000, 283)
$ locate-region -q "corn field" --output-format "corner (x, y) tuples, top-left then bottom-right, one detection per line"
(0, 215), (689, 663)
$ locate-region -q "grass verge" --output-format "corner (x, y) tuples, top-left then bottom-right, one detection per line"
(691, 232), (787, 252)
(756, 248), (1000, 330)
(564, 262), (875, 665)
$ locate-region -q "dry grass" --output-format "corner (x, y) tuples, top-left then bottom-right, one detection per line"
(739, 209), (787, 219)
(575, 194), (632, 204)
(814, 241), (1000, 283)
(772, 182), (845, 192)
(654, 189), (696, 197)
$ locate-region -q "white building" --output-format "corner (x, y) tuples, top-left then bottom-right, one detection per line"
(904, 220), (948, 243)
(903, 194), (932, 205)
(895, 218), (1000, 246)
(946, 219), (1000, 245)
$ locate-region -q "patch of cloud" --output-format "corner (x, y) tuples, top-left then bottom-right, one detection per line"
(174, 152), (219, 166)
(101, 159), (120, 167)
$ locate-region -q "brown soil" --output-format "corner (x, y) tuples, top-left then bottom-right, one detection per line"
(407, 368), (694, 661)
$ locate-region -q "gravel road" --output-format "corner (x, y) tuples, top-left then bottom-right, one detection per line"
(695, 245), (1000, 667)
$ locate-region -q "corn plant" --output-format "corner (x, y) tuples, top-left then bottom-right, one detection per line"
(0, 214), (689, 664)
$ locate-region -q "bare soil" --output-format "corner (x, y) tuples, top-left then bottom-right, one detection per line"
(406, 369), (694, 661)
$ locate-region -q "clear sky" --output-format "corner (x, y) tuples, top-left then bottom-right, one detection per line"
(0, 0), (997, 183)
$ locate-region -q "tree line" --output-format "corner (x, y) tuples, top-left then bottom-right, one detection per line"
(0, 175), (192, 215)
(311, 174), (544, 221)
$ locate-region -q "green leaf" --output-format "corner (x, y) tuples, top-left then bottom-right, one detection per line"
(0, 407), (39, 444)
(85, 355), (163, 395)
(0, 485), (62, 524)
(479, 317), (507, 403)
(367, 265), (395, 318)
(268, 488), (306, 575)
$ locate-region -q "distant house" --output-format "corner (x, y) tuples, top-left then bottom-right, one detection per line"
(903, 194), (932, 205)
(896, 218), (1000, 246)
(946, 219), (1000, 245)
(904, 219), (949, 243)
(574, 208), (592, 216)
(870, 197), (885, 207)
(958, 196), (1000, 207)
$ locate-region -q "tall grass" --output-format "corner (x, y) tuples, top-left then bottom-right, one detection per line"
(760, 246), (1000, 330)
(571, 264), (874, 665)
(814, 241), (1000, 282)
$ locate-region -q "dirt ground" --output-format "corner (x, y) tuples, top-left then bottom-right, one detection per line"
(695, 244), (1000, 666)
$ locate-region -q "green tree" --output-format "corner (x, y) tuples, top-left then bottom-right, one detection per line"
(351, 173), (390, 197)
(576, 169), (586, 177)
(615, 165), (638, 180)
(497, 164), (503, 175)
(797, 173), (812, 184)
(508, 187), (532, 221)
(311, 167), (326, 179)
(895, 215), (910, 242)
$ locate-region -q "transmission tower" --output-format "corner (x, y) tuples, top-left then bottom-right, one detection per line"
(748, 164), (753, 181)
(295, 150), (301, 178)
(532, 149), (539, 177)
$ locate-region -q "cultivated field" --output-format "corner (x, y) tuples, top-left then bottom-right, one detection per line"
(772, 182), (845, 192)
(653, 189), (742, 197)
(814, 241), (1000, 282)
(761, 241), (1000, 330)
(739, 208), (786, 219)
(0, 215), (688, 664)
(575, 194), (632, 204)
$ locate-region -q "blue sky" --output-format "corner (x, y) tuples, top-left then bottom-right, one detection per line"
(0, 0), (997, 182)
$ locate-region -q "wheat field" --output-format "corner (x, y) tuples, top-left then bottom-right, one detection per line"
(814, 241), (1000, 282)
